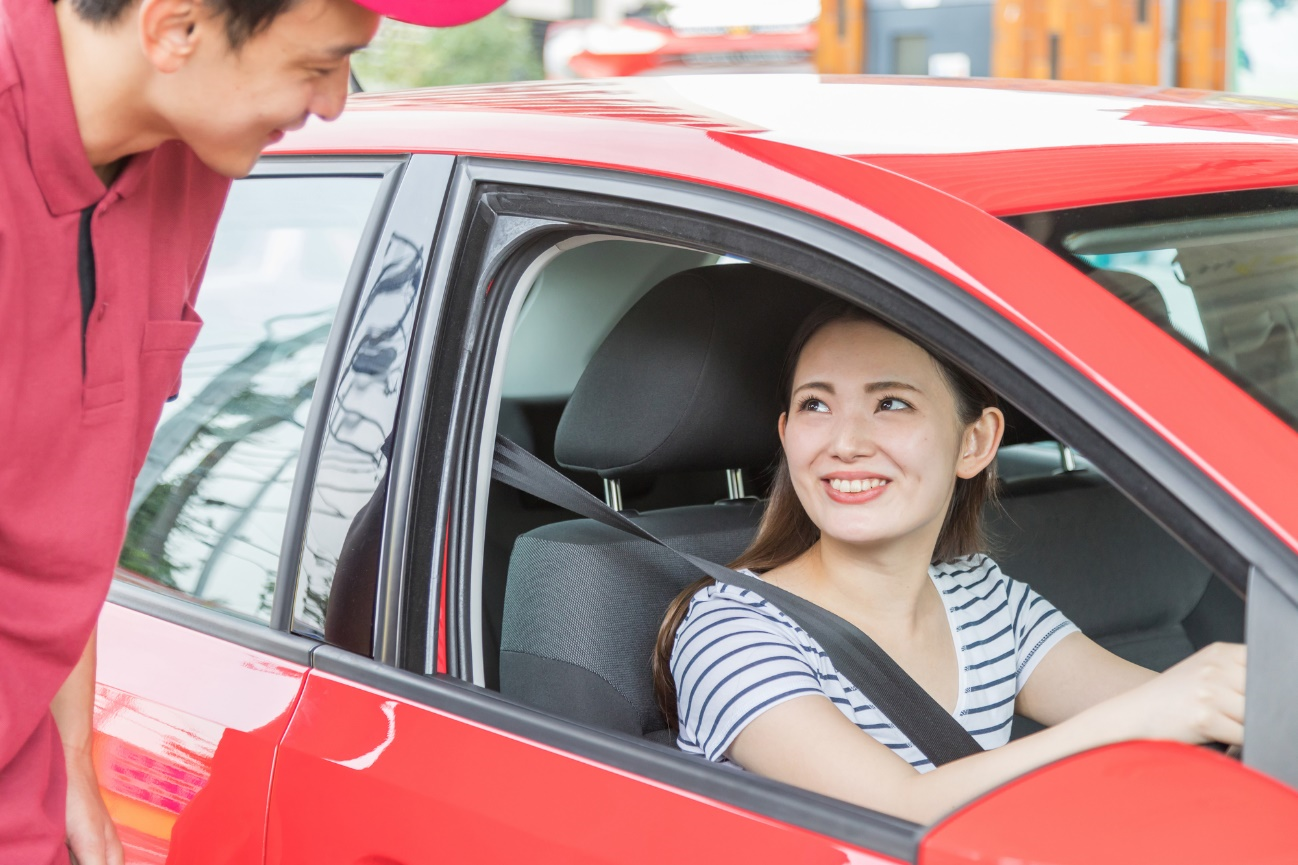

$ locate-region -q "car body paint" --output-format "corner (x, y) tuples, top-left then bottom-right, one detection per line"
(921, 741), (1298, 865)
(266, 671), (902, 864)
(95, 601), (306, 863)
(274, 76), (1298, 215)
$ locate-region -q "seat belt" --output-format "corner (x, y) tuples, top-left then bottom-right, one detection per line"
(493, 435), (983, 767)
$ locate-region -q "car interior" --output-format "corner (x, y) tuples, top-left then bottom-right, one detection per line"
(461, 236), (1246, 752)
(1012, 191), (1298, 432)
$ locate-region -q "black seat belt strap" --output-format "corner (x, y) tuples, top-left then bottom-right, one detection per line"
(493, 435), (983, 767)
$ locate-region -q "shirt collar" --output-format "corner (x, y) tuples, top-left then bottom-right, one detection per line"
(5, 0), (107, 216)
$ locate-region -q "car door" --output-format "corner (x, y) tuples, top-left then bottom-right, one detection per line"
(266, 153), (1298, 864)
(264, 160), (920, 863)
(97, 155), (420, 864)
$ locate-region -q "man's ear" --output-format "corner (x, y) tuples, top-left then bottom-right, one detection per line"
(139, 0), (204, 73)
(955, 406), (1004, 480)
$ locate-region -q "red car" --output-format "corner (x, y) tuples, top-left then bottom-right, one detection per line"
(542, 2), (817, 79)
(102, 75), (1298, 864)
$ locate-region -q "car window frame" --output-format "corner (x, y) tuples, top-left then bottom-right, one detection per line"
(281, 154), (456, 646)
(107, 154), (420, 663)
(357, 157), (1298, 856)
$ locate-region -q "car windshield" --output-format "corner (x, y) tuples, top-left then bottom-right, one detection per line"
(1009, 187), (1298, 431)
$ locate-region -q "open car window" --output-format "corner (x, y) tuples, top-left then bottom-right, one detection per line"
(469, 228), (1245, 786)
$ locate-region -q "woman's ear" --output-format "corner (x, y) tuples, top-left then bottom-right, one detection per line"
(956, 406), (1004, 479)
(777, 411), (788, 447)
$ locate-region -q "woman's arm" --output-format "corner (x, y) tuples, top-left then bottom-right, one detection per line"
(727, 641), (1245, 825)
(1014, 631), (1156, 726)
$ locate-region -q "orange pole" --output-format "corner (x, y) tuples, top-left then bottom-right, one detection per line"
(815, 0), (866, 74)
(992, 0), (1225, 89)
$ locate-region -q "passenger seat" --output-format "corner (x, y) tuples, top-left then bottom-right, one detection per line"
(988, 472), (1236, 672)
(990, 439), (1244, 738)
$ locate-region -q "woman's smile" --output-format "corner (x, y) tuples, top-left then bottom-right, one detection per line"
(823, 474), (891, 502)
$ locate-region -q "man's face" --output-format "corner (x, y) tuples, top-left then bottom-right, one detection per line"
(158, 0), (380, 177)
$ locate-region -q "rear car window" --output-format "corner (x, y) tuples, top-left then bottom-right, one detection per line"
(119, 174), (382, 622)
(1008, 187), (1298, 430)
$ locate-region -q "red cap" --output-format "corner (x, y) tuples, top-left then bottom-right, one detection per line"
(357, 0), (508, 26)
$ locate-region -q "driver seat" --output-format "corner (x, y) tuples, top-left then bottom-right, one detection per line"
(498, 264), (824, 742)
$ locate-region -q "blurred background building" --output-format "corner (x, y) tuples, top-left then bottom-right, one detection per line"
(350, 0), (1298, 101)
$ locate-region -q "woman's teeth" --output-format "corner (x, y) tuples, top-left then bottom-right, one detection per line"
(829, 478), (887, 493)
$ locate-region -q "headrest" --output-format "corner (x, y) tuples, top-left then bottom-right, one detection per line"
(555, 265), (825, 478)
(1088, 268), (1172, 330)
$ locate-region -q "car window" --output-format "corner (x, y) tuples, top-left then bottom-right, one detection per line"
(118, 174), (383, 623)
(1010, 188), (1298, 430)
(473, 231), (1241, 708)
(400, 185), (1246, 836)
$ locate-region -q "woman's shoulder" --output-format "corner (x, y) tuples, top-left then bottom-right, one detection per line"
(929, 553), (1039, 614)
(683, 574), (786, 618)
(930, 553), (1006, 592)
(676, 574), (806, 644)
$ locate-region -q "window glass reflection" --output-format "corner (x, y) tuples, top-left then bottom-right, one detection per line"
(119, 175), (382, 622)
(293, 231), (425, 643)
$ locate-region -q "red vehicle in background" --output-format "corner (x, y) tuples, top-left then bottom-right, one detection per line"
(98, 75), (1298, 864)
(542, 0), (818, 78)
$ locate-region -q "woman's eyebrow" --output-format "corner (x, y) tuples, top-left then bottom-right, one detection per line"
(865, 380), (922, 394)
(792, 381), (835, 395)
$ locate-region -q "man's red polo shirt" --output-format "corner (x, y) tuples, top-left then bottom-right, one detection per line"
(0, 1), (230, 860)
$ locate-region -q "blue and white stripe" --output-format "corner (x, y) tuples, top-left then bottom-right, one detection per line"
(672, 554), (1078, 772)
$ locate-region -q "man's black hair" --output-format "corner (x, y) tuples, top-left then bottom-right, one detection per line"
(69, 0), (299, 48)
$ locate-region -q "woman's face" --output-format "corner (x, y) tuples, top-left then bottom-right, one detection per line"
(779, 319), (998, 555)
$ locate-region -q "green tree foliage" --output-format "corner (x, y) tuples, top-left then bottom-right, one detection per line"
(352, 11), (543, 91)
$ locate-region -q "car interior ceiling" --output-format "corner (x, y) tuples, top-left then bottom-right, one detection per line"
(475, 238), (1245, 747)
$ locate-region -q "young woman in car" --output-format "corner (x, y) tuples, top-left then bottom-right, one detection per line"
(652, 302), (1246, 825)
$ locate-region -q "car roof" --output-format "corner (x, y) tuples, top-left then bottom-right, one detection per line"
(274, 75), (1298, 215)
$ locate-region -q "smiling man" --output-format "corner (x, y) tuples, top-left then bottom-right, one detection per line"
(0, 0), (501, 863)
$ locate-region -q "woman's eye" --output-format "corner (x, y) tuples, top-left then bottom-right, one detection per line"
(878, 397), (912, 412)
(799, 397), (830, 413)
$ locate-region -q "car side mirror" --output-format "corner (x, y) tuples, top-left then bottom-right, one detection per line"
(921, 741), (1298, 865)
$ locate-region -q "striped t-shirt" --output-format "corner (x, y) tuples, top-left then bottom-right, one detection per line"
(671, 554), (1077, 772)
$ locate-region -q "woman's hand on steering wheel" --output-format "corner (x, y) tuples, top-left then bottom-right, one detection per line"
(1092, 642), (1246, 748)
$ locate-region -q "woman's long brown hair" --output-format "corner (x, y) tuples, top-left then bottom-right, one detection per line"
(651, 302), (1000, 732)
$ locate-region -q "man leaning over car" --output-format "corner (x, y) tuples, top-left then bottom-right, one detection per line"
(0, 0), (501, 862)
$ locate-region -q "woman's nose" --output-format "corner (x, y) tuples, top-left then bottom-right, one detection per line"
(828, 413), (876, 459)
